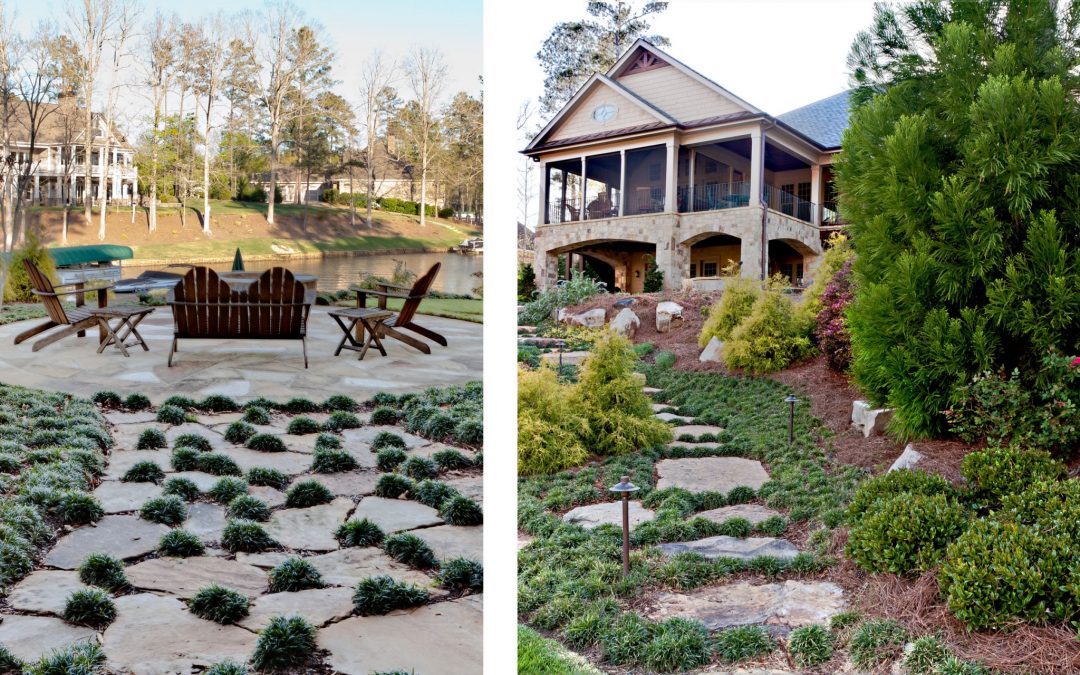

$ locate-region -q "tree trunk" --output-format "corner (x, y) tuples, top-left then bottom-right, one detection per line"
(267, 123), (277, 225)
(419, 155), (428, 227)
(203, 103), (212, 235)
(83, 106), (93, 225)
(349, 164), (355, 228)
(98, 142), (110, 240)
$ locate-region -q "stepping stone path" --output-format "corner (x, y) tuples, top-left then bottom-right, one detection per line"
(4, 399), (482, 671)
(644, 580), (846, 631)
(656, 535), (800, 561)
(656, 457), (770, 493)
(696, 503), (783, 526)
(563, 501), (656, 530)
(671, 424), (726, 438)
(656, 412), (695, 424)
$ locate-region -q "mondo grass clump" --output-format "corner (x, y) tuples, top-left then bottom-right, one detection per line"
(56, 492), (104, 525)
(281, 397), (319, 414)
(788, 624), (833, 667)
(268, 557), (324, 592)
(285, 480), (334, 507)
(224, 421), (257, 445)
(286, 417), (321, 435)
(903, 635), (953, 674)
(411, 480), (460, 509)
(246, 467), (289, 490)
(159, 529), (205, 557)
(641, 617), (711, 673)
(336, 519), (384, 547)
(78, 553), (128, 592)
(352, 575), (428, 615)
(155, 404), (188, 425)
(242, 406), (271, 426)
(198, 395), (239, 413)
(92, 390), (122, 408)
(383, 533), (437, 569)
(22, 641), (104, 674)
(162, 395), (197, 410)
(432, 448), (472, 471)
(247, 433), (287, 453)
(322, 394), (357, 412)
(252, 615), (317, 670)
(221, 519), (276, 553)
(173, 433), (212, 452)
(400, 455), (438, 480)
(208, 477), (249, 504)
(63, 588), (116, 628)
(376, 447), (407, 472)
(311, 447), (358, 473)
(189, 584), (250, 624)
(849, 619), (908, 670)
(228, 495), (271, 522)
(324, 410), (361, 431)
(163, 476), (201, 501)
(313, 433), (341, 450)
(369, 406), (400, 425)
(121, 460), (165, 483)
(205, 661), (249, 675)
(714, 624), (774, 663)
(171, 447), (199, 471)
(123, 393), (151, 411)
(196, 453), (242, 476)
(371, 431), (406, 450)
(135, 428), (167, 450)
(437, 558), (483, 591)
(139, 495), (188, 525)
(440, 495), (482, 526)
(375, 473), (413, 498)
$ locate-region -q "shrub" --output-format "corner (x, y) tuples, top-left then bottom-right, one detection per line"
(162, 395), (197, 410)
(311, 447), (358, 473)
(163, 476), (201, 501)
(173, 433), (212, 453)
(158, 529), (205, 557)
(518, 263), (537, 302)
(286, 417), (321, 435)
(699, 275), (760, 347)
(642, 255), (664, 293)
(324, 410), (361, 431)
(519, 270), (606, 326)
(284, 479), (333, 508)
(788, 624), (833, 667)
(122, 460), (165, 483)
(432, 448), (472, 471)
(813, 258), (855, 371)
(198, 395), (238, 413)
(437, 558), (483, 591)
(197, 452), (242, 476)
(56, 492), (103, 525)
(642, 617), (711, 672)
(375, 473), (413, 498)
(322, 394), (357, 412)
(155, 404), (187, 425)
(208, 477), (249, 504)
(92, 390), (122, 408)
(353, 575), (429, 615)
(383, 533), (437, 568)
(269, 557), (324, 592)
(723, 281), (813, 374)
(371, 431), (406, 450)
(281, 398), (319, 414)
(336, 519), (384, 547)
(370, 406), (401, 425)
(228, 495), (271, 522)
(221, 519), (275, 552)
(400, 455), (438, 480)
(3, 232), (54, 302)
(140, 495), (187, 525)
(412, 480), (460, 509)
(314, 433), (342, 450)
(21, 641), (104, 675)
(63, 588), (116, 628)
(247, 433), (286, 453)
(440, 495), (483, 526)
(846, 492), (969, 574)
(376, 447), (408, 471)
(714, 624), (774, 663)
(136, 428), (167, 450)
(242, 406), (271, 425)
(251, 615), (316, 670)
(849, 619), (908, 669)
(246, 467), (289, 490)
(847, 469), (957, 521)
(519, 368), (587, 476)
(123, 393), (152, 411)
(78, 553), (128, 592)
(190, 584), (250, 624)
(960, 446), (1064, 504)
(654, 350), (677, 369)
(224, 421), (257, 445)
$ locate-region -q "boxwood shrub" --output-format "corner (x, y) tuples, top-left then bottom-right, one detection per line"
(846, 469), (957, 521)
(846, 493), (970, 575)
(960, 446), (1065, 505)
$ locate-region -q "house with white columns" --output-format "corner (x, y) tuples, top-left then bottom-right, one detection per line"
(524, 40), (848, 293)
(7, 101), (138, 207)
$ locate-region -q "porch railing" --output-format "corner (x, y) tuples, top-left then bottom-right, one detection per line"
(763, 184), (816, 223)
(822, 200), (843, 225)
(547, 198), (581, 224)
(677, 181), (751, 213)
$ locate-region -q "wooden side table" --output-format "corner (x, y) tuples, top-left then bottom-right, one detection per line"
(329, 308), (394, 360)
(88, 306), (155, 357)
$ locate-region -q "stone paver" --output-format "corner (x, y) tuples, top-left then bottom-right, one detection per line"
(103, 450), (169, 480)
(651, 403), (670, 412)
(164, 423), (228, 450)
(656, 412), (695, 423)
(343, 426), (429, 449)
(642, 387), (663, 396)
(168, 471), (223, 492)
(249, 485), (287, 508)
(111, 425), (167, 452)
(696, 504), (784, 526)
(563, 501), (655, 530)
(7, 570), (89, 615)
(656, 535), (799, 561)
(0, 615), (98, 664)
(443, 474), (483, 503)
(656, 457), (769, 493)
(264, 497), (353, 551)
(241, 547), (437, 589)
(671, 424), (726, 438)
(350, 496), (443, 533)
(183, 503), (227, 543)
(318, 595), (483, 675)
(413, 525), (483, 561)
(126, 557), (268, 599)
(211, 446), (312, 475)
(644, 581), (845, 630)
(298, 470), (380, 497)
(93, 480), (162, 513)
(102, 593), (258, 673)
(238, 587), (355, 631)
(45, 515), (170, 569)
(105, 410), (158, 425)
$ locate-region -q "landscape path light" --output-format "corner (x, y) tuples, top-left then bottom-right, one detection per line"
(785, 394), (798, 444)
(609, 475), (640, 576)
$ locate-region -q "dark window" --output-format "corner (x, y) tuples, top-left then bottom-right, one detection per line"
(702, 261), (718, 277)
(797, 182), (811, 202)
(690, 263), (697, 278)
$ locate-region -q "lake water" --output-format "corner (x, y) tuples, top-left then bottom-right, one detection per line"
(123, 251), (483, 296)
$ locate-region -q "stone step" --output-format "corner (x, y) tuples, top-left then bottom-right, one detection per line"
(694, 504), (783, 526)
(656, 457), (769, 493)
(642, 386), (663, 396)
(643, 580), (845, 631)
(656, 535), (799, 561)
(656, 412), (695, 424)
(671, 424), (725, 438)
(562, 500), (655, 530)
(540, 350), (590, 366)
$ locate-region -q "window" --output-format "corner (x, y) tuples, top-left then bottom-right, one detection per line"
(690, 263), (697, 278)
(702, 261), (718, 277)
(797, 182), (811, 202)
(733, 169), (744, 184)
(780, 184), (795, 215)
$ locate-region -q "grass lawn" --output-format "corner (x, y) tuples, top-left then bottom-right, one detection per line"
(518, 625), (602, 674)
(333, 296), (482, 323)
(0, 303), (47, 326)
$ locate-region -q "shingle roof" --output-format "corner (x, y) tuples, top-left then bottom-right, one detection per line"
(777, 90), (851, 150)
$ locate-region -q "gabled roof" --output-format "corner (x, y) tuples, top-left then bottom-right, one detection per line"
(777, 91), (851, 150)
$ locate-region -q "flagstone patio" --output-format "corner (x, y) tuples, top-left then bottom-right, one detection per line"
(0, 306), (482, 403)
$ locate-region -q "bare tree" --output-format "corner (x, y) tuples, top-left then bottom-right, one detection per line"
(142, 11), (177, 234)
(221, 17), (259, 199)
(13, 26), (62, 242)
(517, 99), (536, 230)
(404, 47), (446, 227)
(0, 0), (20, 300)
(359, 51), (395, 229)
(94, 0), (135, 240)
(190, 12), (229, 235)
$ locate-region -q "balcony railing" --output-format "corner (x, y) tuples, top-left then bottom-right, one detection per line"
(822, 200), (843, 226)
(677, 181), (750, 213)
(548, 198), (581, 224)
(764, 184), (818, 223)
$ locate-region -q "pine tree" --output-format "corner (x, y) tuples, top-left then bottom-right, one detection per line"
(837, 0), (1080, 438)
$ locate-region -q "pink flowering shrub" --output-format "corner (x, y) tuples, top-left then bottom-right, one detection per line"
(813, 259), (854, 371)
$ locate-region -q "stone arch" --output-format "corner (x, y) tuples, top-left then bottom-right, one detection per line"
(768, 237), (817, 285)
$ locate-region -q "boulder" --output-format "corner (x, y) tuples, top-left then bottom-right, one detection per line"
(863, 407), (894, 437)
(613, 297), (636, 309)
(851, 400), (871, 427)
(889, 444), (924, 472)
(699, 336), (724, 362)
(644, 581), (845, 631)
(656, 301), (684, 333)
(608, 308), (640, 339)
(566, 307), (606, 327)
(656, 535), (799, 561)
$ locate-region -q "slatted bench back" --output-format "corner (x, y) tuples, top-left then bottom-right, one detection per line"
(169, 267), (308, 339)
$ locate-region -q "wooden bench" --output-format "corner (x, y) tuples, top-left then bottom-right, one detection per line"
(166, 266), (315, 368)
(348, 263), (447, 354)
(13, 259), (112, 352)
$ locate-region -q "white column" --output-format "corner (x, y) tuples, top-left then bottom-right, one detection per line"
(32, 175), (39, 203)
(750, 128), (764, 207)
(70, 173), (75, 204)
(618, 149), (626, 217)
(664, 140), (676, 213)
(688, 148), (697, 212)
(810, 163), (822, 226)
(579, 156), (587, 220)
(537, 160), (547, 226)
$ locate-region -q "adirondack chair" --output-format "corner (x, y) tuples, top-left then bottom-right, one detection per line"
(13, 259), (112, 352)
(166, 266), (314, 367)
(349, 263), (447, 354)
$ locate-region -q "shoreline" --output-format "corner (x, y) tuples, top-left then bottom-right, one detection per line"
(123, 246), (482, 268)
